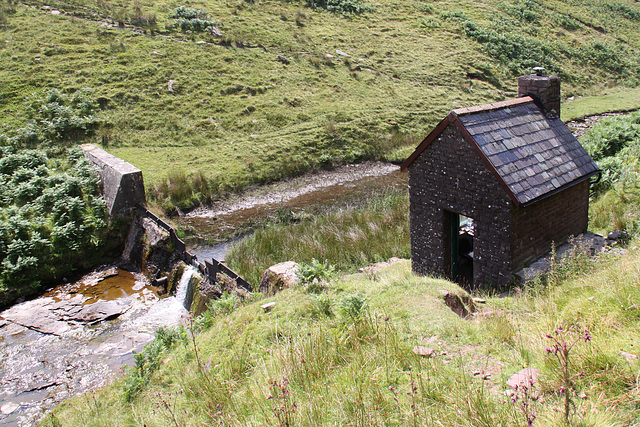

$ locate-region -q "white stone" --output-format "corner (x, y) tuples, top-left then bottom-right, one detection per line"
(1, 402), (20, 415)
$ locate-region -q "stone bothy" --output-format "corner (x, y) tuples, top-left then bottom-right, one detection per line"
(401, 74), (600, 289)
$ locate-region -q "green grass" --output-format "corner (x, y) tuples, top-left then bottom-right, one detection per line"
(2, 0), (640, 208)
(563, 87), (640, 121)
(42, 246), (640, 426)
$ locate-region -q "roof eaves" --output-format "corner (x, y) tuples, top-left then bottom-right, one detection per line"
(520, 169), (602, 207)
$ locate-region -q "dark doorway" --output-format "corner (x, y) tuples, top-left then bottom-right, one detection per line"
(449, 212), (474, 288)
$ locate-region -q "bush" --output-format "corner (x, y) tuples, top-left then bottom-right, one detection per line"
(460, 20), (560, 75)
(580, 112), (640, 191)
(0, 146), (111, 295)
(2, 88), (100, 148)
(296, 258), (336, 286)
(306, 0), (374, 15)
(168, 6), (221, 35)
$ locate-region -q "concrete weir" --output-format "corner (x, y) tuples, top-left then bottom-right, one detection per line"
(81, 144), (146, 215)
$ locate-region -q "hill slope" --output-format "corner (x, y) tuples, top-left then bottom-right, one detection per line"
(42, 252), (640, 426)
(1, 0), (640, 207)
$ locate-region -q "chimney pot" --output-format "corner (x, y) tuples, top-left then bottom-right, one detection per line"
(533, 66), (546, 76)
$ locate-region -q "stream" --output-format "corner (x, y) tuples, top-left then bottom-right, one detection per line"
(0, 266), (197, 426)
(0, 161), (406, 426)
(180, 162), (407, 261)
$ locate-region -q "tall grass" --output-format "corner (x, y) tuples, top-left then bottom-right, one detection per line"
(226, 190), (409, 285)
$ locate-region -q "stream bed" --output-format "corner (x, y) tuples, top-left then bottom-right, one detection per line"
(0, 267), (190, 426)
(180, 162), (407, 261)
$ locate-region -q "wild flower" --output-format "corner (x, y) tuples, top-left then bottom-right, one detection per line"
(545, 324), (592, 423)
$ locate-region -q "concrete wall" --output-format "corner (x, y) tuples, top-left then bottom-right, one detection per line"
(82, 144), (146, 215)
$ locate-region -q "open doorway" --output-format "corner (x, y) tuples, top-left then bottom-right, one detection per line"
(448, 212), (474, 288)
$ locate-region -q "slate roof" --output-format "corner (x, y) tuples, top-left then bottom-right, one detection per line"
(401, 97), (600, 207)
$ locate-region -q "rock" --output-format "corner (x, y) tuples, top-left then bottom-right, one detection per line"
(579, 391), (588, 399)
(472, 297), (486, 304)
(335, 49), (350, 57)
(70, 300), (128, 324)
(472, 370), (491, 380)
(359, 257), (404, 274)
(413, 346), (435, 357)
(1, 402), (19, 415)
(142, 218), (170, 247)
(607, 230), (625, 241)
(506, 368), (540, 389)
(261, 302), (276, 312)
(440, 290), (470, 318)
(276, 55), (290, 64)
(1, 299), (71, 336)
(619, 351), (638, 361)
(258, 261), (299, 295)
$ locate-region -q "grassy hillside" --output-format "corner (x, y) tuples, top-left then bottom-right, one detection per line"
(2, 0), (640, 208)
(42, 251), (640, 426)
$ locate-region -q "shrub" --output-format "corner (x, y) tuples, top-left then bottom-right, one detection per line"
(306, 0), (374, 15)
(296, 258), (336, 285)
(168, 6), (221, 35)
(2, 88), (99, 148)
(0, 146), (111, 295)
(580, 112), (640, 191)
(460, 20), (560, 75)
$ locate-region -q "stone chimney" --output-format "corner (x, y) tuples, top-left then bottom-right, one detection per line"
(518, 68), (561, 119)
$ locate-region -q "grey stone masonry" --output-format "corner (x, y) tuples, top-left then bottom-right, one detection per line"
(82, 144), (146, 215)
(408, 124), (514, 288)
(402, 75), (599, 289)
(517, 74), (561, 118)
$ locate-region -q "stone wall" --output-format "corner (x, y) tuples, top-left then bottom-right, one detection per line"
(510, 180), (590, 268)
(517, 74), (561, 118)
(408, 124), (514, 288)
(82, 144), (146, 215)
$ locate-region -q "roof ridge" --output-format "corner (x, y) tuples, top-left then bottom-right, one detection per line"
(452, 96), (534, 117)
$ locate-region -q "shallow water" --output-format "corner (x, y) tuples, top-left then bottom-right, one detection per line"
(0, 162), (407, 425)
(0, 267), (189, 426)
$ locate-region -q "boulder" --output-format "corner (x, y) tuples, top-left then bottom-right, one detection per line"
(439, 290), (474, 318)
(142, 218), (170, 247)
(258, 261), (299, 295)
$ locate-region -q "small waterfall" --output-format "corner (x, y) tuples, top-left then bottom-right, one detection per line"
(175, 266), (199, 310)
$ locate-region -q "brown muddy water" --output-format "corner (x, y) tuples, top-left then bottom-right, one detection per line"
(180, 162), (408, 261)
(0, 267), (191, 426)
